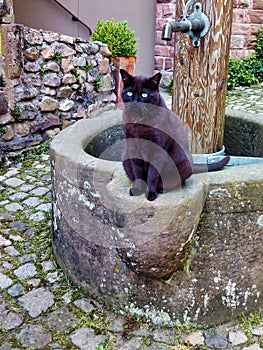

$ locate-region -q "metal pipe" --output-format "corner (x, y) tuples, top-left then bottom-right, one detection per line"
(161, 22), (188, 41)
(161, 23), (173, 41)
(190, 18), (205, 33)
(161, 18), (205, 41)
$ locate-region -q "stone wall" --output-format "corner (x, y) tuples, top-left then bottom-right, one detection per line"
(0, 5), (115, 159)
(155, 0), (263, 78)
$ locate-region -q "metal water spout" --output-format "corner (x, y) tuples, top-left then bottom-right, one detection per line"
(161, 1), (210, 47)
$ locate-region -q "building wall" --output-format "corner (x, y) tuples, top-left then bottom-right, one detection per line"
(13, 0), (90, 39)
(13, 0), (156, 76)
(155, 0), (263, 79)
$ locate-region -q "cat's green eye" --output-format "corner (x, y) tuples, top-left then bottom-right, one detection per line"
(141, 92), (148, 98)
(127, 91), (133, 97)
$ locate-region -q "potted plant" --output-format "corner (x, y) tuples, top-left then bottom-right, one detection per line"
(90, 19), (138, 103)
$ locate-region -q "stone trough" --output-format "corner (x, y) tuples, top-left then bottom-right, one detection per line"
(50, 109), (263, 325)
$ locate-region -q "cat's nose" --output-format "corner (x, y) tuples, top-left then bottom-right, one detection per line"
(136, 94), (143, 102)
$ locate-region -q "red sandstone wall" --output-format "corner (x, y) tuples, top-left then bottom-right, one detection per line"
(155, 0), (263, 74)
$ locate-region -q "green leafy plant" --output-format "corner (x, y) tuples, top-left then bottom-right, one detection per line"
(255, 26), (263, 60)
(39, 63), (47, 76)
(227, 54), (262, 89)
(11, 107), (22, 119)
(90, 19), (138, 57)
(71, 68), (80, 78)
(94, 75), (103, 91)
(238, 310), (263, 338)
(53, 52), (63, 63)
(70, 68), (83, 89)
(143, 335), (152, 346)
(227, 26), (263, 89)
(0, 126), (7, 137)
(167, 78), (173, 95)
(96, 343), (106, 350)
(83, 62), (94, 72)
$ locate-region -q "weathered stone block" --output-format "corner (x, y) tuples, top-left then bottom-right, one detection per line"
(1, 24), (24, 79)
(30, 114), (60, 132)
(0, 133), (42, 151)
(224, 108), (263, 157)
(1, 125), (14, 141)
(24, 28), (44, 45)
(0, 113), (13, 125)
(98, 43), (111, 57)
(50, 111), (263, 326)
(45, 128), (60, 139)
(73, 108), (87, 119)
(61, 58), (74, 73)
(60, 34), (75, 45)
(24, 61), (40, 73)
(78, 42), (100, 55)
(249, 9), (263, 23)
(234, 10), (250, 25)
(236, 0), (252, 7)
(50, 42), (76, 57)
(61, 120), (75, 129)
(39, 97), (59, 112)
(15, 122), (30, 137)
(101, 74), (114, 92)
(24, 47), (40, 61)
(154, 57), (165, 71)
(0, 92), (9, 115)
(40, 87), (56, 97)
(59, 99), (75, 112)
(41, 46), (55, 60)
(163, 3), (175, 16)
(72, 56), (86, 67)
(44, 61), (60, 73)
(15, 84), (39, 101)
(62, 74), (77, 85)
(43, 73), (61, 87)
(98, 59), (109, 75)
(43, 32), (60, 43)
(253, 0), (263, 9)
(57, 86), (73, 98)
(24, 73), (42, 87)
(231, 23), (251, 35)
(231, 35), (245, 49)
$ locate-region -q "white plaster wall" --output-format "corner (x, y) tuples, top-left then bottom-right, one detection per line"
(13, 0), (156, 75)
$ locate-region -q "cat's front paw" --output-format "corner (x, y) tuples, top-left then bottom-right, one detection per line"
(147, 191), (157, 201)
(129, 187), (144, 196)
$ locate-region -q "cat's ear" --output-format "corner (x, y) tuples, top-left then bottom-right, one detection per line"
(149, 72), (162, 89)
(120, 69), (133, 86)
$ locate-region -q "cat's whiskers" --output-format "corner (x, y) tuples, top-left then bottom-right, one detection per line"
(125, 102), (153, 123)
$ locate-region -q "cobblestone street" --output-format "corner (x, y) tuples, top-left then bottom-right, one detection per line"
(0, 87), (263, 349)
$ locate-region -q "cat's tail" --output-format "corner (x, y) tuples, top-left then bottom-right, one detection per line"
(193, 155), (230, 173)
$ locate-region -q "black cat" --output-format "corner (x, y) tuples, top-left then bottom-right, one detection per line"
(120, 69), (230, 201)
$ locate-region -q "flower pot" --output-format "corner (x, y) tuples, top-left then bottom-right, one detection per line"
(112, 56), (136, 105)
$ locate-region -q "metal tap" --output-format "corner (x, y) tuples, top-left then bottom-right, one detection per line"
(161, 2), (210, 47)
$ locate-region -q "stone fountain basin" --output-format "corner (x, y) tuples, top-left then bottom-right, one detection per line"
(50, 109), (263, 325)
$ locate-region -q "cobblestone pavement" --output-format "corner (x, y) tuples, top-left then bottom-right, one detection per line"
(0, 87), (263, 349)
(226, 85), (263, 115)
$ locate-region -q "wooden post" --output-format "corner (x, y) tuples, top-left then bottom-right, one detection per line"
(172, 0), (233, 154)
